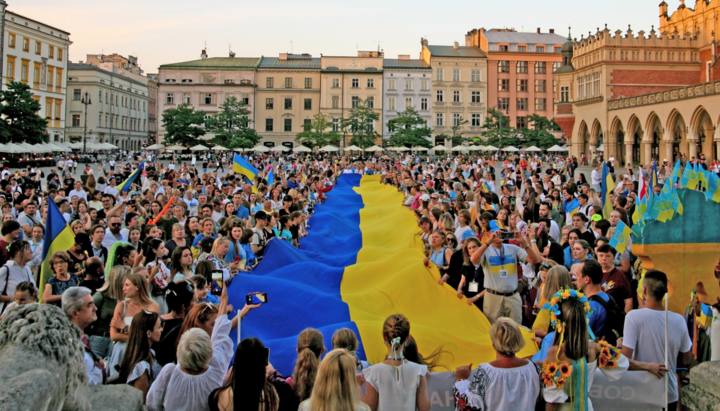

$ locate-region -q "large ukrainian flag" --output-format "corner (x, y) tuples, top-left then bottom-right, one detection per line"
(39, 198), (76, 302)
(233, 153), (258, 181)
(229, 174), (537, 375)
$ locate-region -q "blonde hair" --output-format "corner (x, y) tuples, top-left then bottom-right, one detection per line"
(97, 265), (130, 300)
(542, 266), (573, 302)
(490, 317), (525, 356)
(125, 272), (154, 307)
(210, 237), (230, 256)
(177, 328), (212, 371)
(331, 328), (358, 352)
(293, 328), (324, 402)
(304, 349), (370, 411)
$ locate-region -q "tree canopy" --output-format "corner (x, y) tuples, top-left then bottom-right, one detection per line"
(386, 107), (432, 148)
(206, 97), (261, 149)
(340, 99), (380, 148)
(161, 103), (206, 146)
(0, 81), (47, 144)
(295, 113), (341, 148)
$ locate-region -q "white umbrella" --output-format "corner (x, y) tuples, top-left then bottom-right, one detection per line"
(165, 144), (186, 151)
(16, 142), (36, 152)
(199, 133), (215, 141)
(432, 145), (450, 152)
(410, 146), (430, 151)
(0, 143), (24, 153)
(365, 145), (384, 152)
(273, 146), (291, 152)
(234, 147), (245, 152)
(547, 145), (565, 152)
(251, 145), (270, 152)
(31, 144), (51, 153)
(560, 146), (569, 151)
(319, 145), (340, 152)
(502, 146), (520, 152)
(389, 146), (409, 152)
(189, 144), (209, 151)
(45, 142), (66, 151)
(293, 146), (312, 153)
(146, 144), (164, 150)
(468, 145), (485, 151)
(524, 146), (542, 152)
(596, 144), (604, 152)
(482, 145), (499, 151)
(211, 145), (228, 151)
(452, 146), (469, 152)
(344, 145), (363, 152)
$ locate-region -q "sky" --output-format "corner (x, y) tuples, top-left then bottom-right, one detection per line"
(14, 0), (665, 73)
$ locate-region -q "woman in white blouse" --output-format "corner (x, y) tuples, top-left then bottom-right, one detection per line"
(453, 317), (540, 411)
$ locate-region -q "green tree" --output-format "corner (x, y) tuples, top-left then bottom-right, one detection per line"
(520, 114), (562, 149)
(0, 81), (47, 144)
(450, 116), (470, 147)
(161, 103), (206, 146)
(386, 107), (432, 148)
(340, 99), (380, 148)
(480, 108), (517, 148)
(295, 113), (341, 148)
(207, 97), (260, 149)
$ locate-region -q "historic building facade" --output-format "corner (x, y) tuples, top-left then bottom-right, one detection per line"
(466, 28), (565, 129)
(255, 53), (321, 149)
(420, 40), (487, 145)
(554, 1), (720, 164)
(382, 56), (432, 139)
(157, 50), (260, 144)
(65, 63), (149, 151)
(3, 11), (71, 142)
(319, 51), (384, 147)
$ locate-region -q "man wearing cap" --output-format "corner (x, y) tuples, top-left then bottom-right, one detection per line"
(469, 221), (541, 324)
(251, 211), (269, 259)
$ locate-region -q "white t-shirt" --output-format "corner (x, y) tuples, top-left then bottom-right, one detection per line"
(363, 362), (427, 411)
(591, 169), (601, 185)
(622, 308), (692, 403)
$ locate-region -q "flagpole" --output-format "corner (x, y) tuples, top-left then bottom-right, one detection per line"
(664, 292), (669, 410)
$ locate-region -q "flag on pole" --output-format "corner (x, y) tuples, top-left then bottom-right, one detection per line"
(680, 162), (700, 189)
(608, 220), (633, 254)
(706, 172), (720, 203)
(649, 160), (659, 193)
(602, 162), (615, 219)
(267, 169), (274, 186)
(39, 199), (76, 302)
(116, 161), (145, 192)
(245, 175), (259, 194)
(233, 153), (258, 180)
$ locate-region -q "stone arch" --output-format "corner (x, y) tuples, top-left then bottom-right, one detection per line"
(577, 120), (590, 163)
(609, 116), (625, 166)
(626, 115), (643, 164)
(590, 119), (603, 162)
(689, 105), (715, 161)
(666, 109), (687, 163)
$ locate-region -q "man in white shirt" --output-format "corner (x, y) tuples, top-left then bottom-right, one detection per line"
(68, 181), (88, 202)
(590, 163), (601, 192)
(62, 287), (104, 386)
(622, 270), (691, 410)
(102, 215), (128, 249)
(103, 176), (119, 198)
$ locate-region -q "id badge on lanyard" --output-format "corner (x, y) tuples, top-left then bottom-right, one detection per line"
(493, 245), (508, 278)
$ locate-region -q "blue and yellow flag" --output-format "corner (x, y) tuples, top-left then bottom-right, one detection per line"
(706, 172), (720, 203)
(116, 161), (144, 192)
(650, 161), (658, 193)
(233, 153), (258, 180)
(39, 199), (76, 302)
(609, 220), (633, 254)
(564, 197), (580, 218)
(481, 181), (491, 193)
(267, 169), (274, 186)
(697, 302), (714, 328)
(602, 163), (615, 219)
(681, 162), (700, 189)
(244, 175), (259, 194)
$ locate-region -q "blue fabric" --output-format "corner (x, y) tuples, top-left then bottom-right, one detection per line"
(588, 292), (609, 337)
(235, 206), (249, 219)
(226, 174), (365, 376)
(224, 242), (247, 264)
(192, 233), (217, 249)
(532, 331), (555, 362)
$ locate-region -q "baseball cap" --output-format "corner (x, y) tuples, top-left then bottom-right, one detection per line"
(419, 193), (430, 202)
(489, 220), (502, 232)
(255, 210), (268, 220)
(591, 214), (602, 222)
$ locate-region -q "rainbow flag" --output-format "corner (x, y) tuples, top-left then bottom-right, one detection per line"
(39, 199), (76, 302)
(227, 175), (537, 375)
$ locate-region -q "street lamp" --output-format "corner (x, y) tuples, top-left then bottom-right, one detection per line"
(81, 92), (92, 154)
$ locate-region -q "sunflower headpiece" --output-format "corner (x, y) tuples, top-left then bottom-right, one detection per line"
(544, 288), (593, 338)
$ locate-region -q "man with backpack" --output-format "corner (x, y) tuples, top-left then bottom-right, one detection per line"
(576, 259), (624, 345)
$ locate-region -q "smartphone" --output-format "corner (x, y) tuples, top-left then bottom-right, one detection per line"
(211, 270), (224, 296)
(246, 292), (268, 305)
(501, 231), (515, 240)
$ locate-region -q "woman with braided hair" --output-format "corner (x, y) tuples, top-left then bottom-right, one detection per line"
(358, 314), (430, 411)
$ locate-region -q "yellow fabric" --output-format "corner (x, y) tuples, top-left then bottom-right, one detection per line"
(532, 308), (551, 333)
(342, 175), (538, 367)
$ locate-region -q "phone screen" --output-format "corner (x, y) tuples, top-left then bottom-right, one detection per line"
(211, 270), (223, 296)
(246, 292), (268, 305)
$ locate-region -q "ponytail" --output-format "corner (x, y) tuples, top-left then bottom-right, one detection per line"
(292, 328), (324, 401)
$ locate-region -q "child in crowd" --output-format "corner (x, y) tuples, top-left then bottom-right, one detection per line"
(189, 274), (220, 306)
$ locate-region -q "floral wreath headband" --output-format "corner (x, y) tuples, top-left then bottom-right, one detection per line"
(543, 288), (595, 341)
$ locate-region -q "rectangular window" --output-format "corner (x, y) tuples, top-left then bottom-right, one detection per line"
(498, 79), (509, 92)
(22, 37), (29, 52)
(73, 89), (81, 100)
(388, 97), (396, 111)
(367, 78), (375, 88)
(242, 94), (250, 105)
(421, 97), (428, 110)
(435, 113), (444, 126)
(536, 46), (545, 53)
(98, 90), (102, 102)
(516, 98), (528, 110)
(405, 79), (413, 90)
(284, 78), (293, 88)
(265, 98), (274, 109)
(351, 96), (359, 108)
(304, 78), (312, 89)
(45, 99), (53, 119)
(517, 61), (528, 73)
(553, 62), (562, 72)
(517, 79), (528, 92)
(471, 69), (481, 82)
(304, 119), (312, 126)
(452, 69), (460, 82)
(48, 45), (54, 58)
(266, 77), (274, 88)
(421, 80), (429, 90)
(452, 90), (460, 103)
(405, 97), (412, 108)
(535, 98), (547, 111)
(517, 45), (527, 52)
(183, 93), (191, 104)
(366, 96), (374, 109)
(436, 90), (443, 102)
(35, 41), (41, 55)
(265, 118), (273, 132)
(204, 94), (212, 104)
(7, 33), (15, 48)
(499, 45), (509, 52)
(332, 118), (340, 131)
(517, 116), (528, 128)
(56, 69), (62, 88)
(284, 98), (292, 109)
(21, 60), (29, 82)
(561, 86), (569, 102)
(471, 113), (481, 127)
(54, 100), (61, 120)
(58, 48), (63, 61)
(166, 93), (174, 104)
(72, 114), (80, 127)
(435, 68), (443, 81)
(535, 61), (547, 74)
(351, 78), (359, 88)
(304, 98), (312, 110)
(535, 80), (547, 93)
(388, 79), (396, 90)
(452, 113), (462, 127)
(332, 78), (340, 88)
(554, 47), (562, 53)
(471, 91), (481, 103)
(498, 61), (509, 73)
(331, 95), (340, 109)
(284, 118), (292, 132)
(498, 98), (509, 111)
(6, 60), (14, 81)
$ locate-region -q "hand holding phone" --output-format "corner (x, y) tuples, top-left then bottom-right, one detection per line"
(211, 270), (224, 296)
(246, 292), (268, 305)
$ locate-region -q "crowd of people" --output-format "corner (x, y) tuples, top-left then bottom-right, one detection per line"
(0, 150), (717, 411)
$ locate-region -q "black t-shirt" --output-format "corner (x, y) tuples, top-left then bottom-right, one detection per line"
(67, 251), (87, 275)
(155, 318), (185, 366)
(278, 209), (290, 218)
(580, 229), (596, 247)
(79, 278), (105, 295)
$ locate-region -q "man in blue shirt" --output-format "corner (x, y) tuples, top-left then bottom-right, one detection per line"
(287, 174), (301, 190)
(575, 259), (609, 338)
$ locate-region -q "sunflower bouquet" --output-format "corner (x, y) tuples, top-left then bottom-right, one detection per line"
(597, 340), (621, 370)
(541, 361), (573, 389)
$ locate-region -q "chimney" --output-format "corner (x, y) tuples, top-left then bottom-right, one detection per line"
(279, 53), (288, 60)
(537, 28), (541, 34)
(550, 28), (555, 34)
(398, 54), (410, 60)
(201, 48), (208, 59)
(453, 41), (459, 49)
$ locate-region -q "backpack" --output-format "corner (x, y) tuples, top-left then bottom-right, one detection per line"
(589, 294), (625, 346)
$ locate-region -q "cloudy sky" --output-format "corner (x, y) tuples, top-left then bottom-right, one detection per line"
(14, 0), (663, 73)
